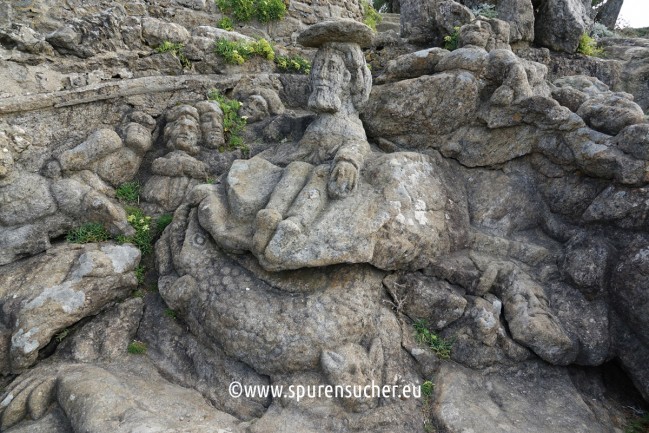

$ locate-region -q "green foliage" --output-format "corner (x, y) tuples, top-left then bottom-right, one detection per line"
(127, 340), (147, 355)
(66, 223), (111, 244)
(132, 289), (145, 298)
(214, 38), (275, 65)
(55, 329), (69, 343)
(443, 26), (460, 51)
(117, 207), (154, 256)
(164, 308), (178, 319)
(414, 320), (453, 359)
(470, 3), (498, 18)
(591, 22), (615, 38)
(207, 89), (249, 153)
(217, 16), (234, 31)
(156, 214), (173, 233)
(362, 0), (382, 31)
(134, 265), (146, 285)
(275, 54), (311, 74)
(625, 412), (649, 433)
(420, 380), (434, 397)
(216, 0), (286, 23)
(155, 41), (191, 68)
(577, 33), (604, 56)
(115, 181), (140, 204)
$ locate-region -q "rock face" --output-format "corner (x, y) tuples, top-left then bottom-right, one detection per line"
(534, 0), (593, 53)
(1, 4), (649, 433)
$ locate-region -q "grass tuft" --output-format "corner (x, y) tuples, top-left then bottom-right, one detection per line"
(275, 55), (311, 74)
(577, 33), (604, 56)
(216, 0), (286, 23)
(115, 181), (140, 204)
(414, 319), (454, 359)
(127, 340), (147, 355)
(66, 223), (111, 244)
(155, 41), (192, 68)
(207, 89), (249, 154)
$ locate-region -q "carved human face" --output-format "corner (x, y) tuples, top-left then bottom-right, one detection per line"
(200, 111), (224, 148)
(124, 123), (152, 155)
(167, 116), (200, 155)
(460, 21), (491, 48)
(308, 49), (352, 113)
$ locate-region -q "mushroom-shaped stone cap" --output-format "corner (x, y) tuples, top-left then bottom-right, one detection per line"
(297, 19), (374, 48)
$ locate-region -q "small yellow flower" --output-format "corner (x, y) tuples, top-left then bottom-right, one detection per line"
(142, 225), (149, 231)
(127, 215), (136, 223)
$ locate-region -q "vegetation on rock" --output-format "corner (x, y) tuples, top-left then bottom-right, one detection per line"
(215, 0), (287, 23)
(362, 0), (382, 31)
(414, 320), (453, 359)
(155, 41), (191, 68)
(577, 32), (604, 56)
(66, 223), (111, 244)
(207, 89), (249, 153)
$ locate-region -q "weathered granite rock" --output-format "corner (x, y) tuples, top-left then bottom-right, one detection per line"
(433, 361), (619, 433)
(577, 93), (646, 135)
(0, 242), (140, 373)
(534, 0), (593, 53)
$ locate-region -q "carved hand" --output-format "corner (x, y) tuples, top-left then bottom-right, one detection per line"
(328, 160), (358, 199)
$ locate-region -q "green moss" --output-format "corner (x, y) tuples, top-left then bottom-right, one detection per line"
(443, 26), (460, 51)
(66, 223), (111, 244)
(421, 380), (434, 397)
(275, 55), (311, 74)
(577, 33), (603, 56)
(207, 89), (249, 153)
(164, 308), (178, 319)
(155, 41), (191, 68)
(127, 340), (147, 355)
(362, 0), (382, 31)
(414, 320), (454, 359)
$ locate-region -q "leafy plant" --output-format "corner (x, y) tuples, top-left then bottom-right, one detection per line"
(66, 223), (111, 244)
(214, 38), (275, 65)
(127, 340), (147, 355)
(207, 89), (249, 153)
(216, 0), (286, 23)
(577, 33), (604, 56)
(625, 412), (649, 433)
(414, 320), (453, 359)
(55, 329), (69, 343)
(156, 214), (173, 232)
(115, 181), (140, 204)
(217, 16), (234, 31)
(155, 41), (191, 68)
(117, 207), (154, 256)
(132, 289), (145, 298)
(275, 54), (311, 74)
(134, 265), (146, 285)
(421, 380), (434, 397)
(362, 0), (382, 31)
(444, 26), (460, 51)
(591, 21), (615, 38)
(470, 3), (498, 18)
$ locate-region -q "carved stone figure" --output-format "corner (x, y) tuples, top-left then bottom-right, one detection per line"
(195, 20), (469, 271)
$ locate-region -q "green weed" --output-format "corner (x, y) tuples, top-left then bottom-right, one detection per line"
(577, 33), (603, 56)
(275, 55), (311, 74)
(66, 223), (111, 244)
(217, 16), (234, 31)
(216, 0), (286, 23)
(362, 0), (382, 31)
(156, 214), (173, 232)
(117, 207), (154, 256)
(127, 340), (147, 355)
(214, 38), (275, 65)
(444, 26), (460, 51)
(164, 308), (178, 320)
(155, 41), (191, 68)
(55, 329), (69, 343)
(207, 89), (249, 153)
(414, 320), (453, 359)
(115, 181), (140, 204)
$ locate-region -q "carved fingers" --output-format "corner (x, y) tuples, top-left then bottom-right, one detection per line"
(328, 160), (358, 199)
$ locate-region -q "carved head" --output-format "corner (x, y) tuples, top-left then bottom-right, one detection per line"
(308, 42), (372, 114)
(320, 338), (384, 413)
(195, 101), (225, 149)
(164, 105), (201, 155)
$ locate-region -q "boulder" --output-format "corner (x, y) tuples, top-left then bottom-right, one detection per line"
(534, 0), (593, 53)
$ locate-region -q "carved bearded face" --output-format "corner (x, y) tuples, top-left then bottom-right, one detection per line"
(166, 116), (200, 155)
(308, 49), (352, 113)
